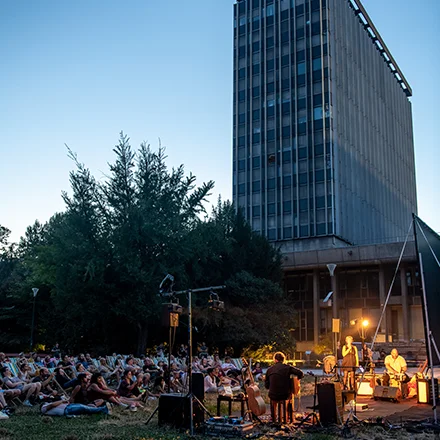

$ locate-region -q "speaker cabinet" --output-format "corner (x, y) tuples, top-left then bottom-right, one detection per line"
(373, 386), (401, 402)
(317, 382), (343, 426)
(158, 393), (204, 428)
(192, 373), (205, 402)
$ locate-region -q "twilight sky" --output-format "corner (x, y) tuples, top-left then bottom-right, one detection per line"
(1, 0), (439, 243)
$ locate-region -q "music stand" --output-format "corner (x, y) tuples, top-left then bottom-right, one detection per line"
(297, 374), (321, 428)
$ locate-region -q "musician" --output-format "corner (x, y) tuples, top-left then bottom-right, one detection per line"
(265, 352), (303, 421)
(383, 349), (409, 398)
(341, 335), (358, 390)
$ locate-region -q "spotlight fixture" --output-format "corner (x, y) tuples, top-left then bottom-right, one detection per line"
(208, 291), (225, 311)
(159, 274), (175, 297)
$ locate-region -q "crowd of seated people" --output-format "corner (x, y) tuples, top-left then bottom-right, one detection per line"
(0, 344), (251, 420)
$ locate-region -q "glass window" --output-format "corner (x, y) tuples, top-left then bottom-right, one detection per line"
(283, 175), (291, 187)
(267, 4), (275, 16)
(266, 36), (275, 48)
(252, 86), (260, 98)
(268, 203), (276, 214)
(313, 106), (323, 120)
(239, 16), (246, 26)
(238, 183), (245, 195)
(297, 62), (306, 75)
(268, 229), (276, 240)
(313, 58), (322, 71)
(253, 41), (260, 52)
(238, 159), (245, 171)
(253, 109), (260, 120)
(283, 200), (292, 213)
(252, 181), (261, 193)
(252, 156), (261, 168)
(283, 227), (292, 239)
(253, 126), (261, 134)
(252, 205), (260, 217)
(268, 178), (276, 189)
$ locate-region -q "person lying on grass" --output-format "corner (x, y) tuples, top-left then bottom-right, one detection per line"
(40, 399), (111, 417)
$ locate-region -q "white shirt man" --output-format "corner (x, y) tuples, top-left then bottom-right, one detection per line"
(385, 349), (407, 376)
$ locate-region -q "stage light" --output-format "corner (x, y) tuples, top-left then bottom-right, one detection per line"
(208, 291), (225, 311)
(350, 320), (356, 326)
(417, 379), (429, 404)
(362, 319), (369, 327)
(159, 274), (175, 297)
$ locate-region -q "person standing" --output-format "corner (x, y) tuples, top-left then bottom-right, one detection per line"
(342, 336), (358, 390)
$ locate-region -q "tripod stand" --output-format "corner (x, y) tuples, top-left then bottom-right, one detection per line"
(297, 373), (321, 428)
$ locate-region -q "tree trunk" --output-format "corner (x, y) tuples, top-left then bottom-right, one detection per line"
(136, 322), (148, 356)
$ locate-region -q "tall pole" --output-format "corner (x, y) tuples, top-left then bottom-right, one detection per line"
(419, 254), (437, 424)
(188, 289), (194, 436)
(30, 288), (39, 350)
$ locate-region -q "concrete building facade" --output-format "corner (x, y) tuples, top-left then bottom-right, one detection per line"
(232, 0), (417, 251)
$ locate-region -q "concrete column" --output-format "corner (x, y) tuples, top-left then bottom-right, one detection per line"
(379, 265), (388, 339)
(400, 266), (410, 342)
(313, 269), (320, 347)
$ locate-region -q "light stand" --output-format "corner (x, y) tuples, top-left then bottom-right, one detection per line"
(174, 285), (225, 436)
(148, 276), (226, 436)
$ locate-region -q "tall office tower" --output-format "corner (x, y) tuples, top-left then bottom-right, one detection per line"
(232, 0), (417, 251)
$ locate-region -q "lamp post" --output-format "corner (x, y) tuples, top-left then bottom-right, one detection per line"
(30, 288), (39, 350)
(350, 318), (369, 344)
(327, 264), (338, 354)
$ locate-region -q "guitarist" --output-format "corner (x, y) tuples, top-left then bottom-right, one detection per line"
(264, 352), (304, 422)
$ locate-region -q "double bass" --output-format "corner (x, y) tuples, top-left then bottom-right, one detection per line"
(242, 358), (266, 416)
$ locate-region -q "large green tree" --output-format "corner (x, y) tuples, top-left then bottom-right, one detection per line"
(1, 133), (292, 356)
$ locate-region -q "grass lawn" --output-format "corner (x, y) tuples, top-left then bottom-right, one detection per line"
(0, 379), (438, 439)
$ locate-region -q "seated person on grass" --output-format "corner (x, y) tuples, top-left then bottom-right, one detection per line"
(0, 366), (41, 407)
(31, 368), (58, 398)
(87, 372), (128, 408)
(149, 376), (166, 398)
(117, 370), (145, 402)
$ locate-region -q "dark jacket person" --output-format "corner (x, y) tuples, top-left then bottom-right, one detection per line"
(264, 352), (304, 401)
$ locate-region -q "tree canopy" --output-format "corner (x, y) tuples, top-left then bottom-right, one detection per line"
(0, 133), (294, 355)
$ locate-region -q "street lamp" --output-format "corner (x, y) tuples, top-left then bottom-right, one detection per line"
(30, 288), (39, 350)
(350, 317), (369, 344)
(327, 264), (338, 354)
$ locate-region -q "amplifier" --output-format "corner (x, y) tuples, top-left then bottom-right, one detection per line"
(373, 386), (401, 402)
(158, 393), (204, 428)
(317, 382), (343, 426)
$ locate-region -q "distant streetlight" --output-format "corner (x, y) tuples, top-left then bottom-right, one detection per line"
(30, 288), (39, 350)
(351, 317), (369, 345)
